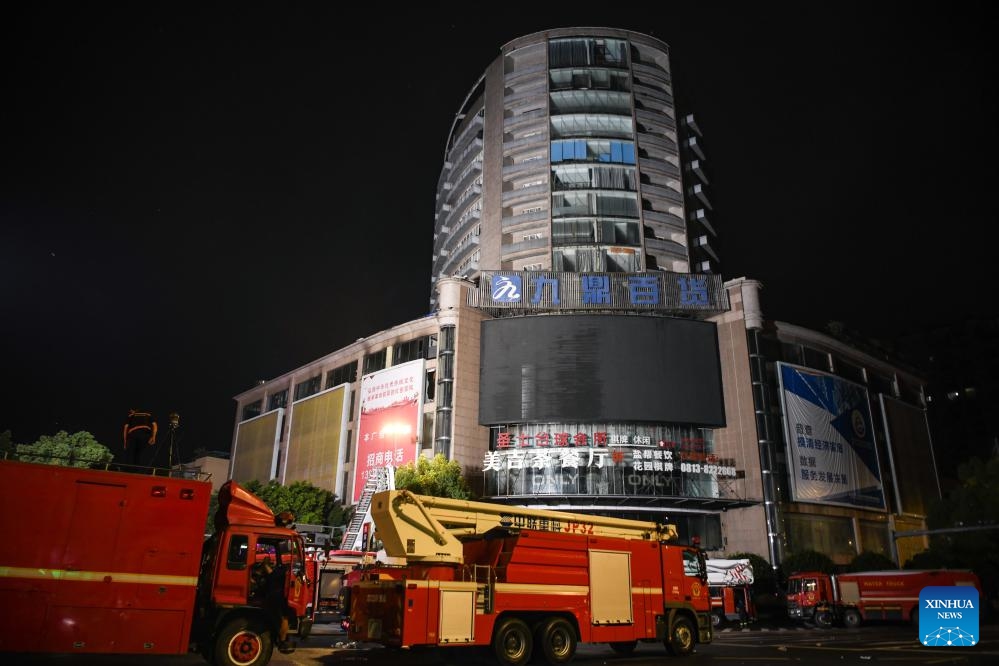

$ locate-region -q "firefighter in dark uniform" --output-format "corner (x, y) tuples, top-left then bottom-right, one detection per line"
(123, 409), (158, 467)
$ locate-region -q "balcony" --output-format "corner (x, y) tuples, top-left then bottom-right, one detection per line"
(642, 208), (686, 233)
(503, 159), (548, 178)
(501, 235), (549, 257)
(502, 208), (549, 230)
(641, 182), (683, 205)
(503, 62), (546, 84)
(639, 157), (681, 179)
(632, 61), (671, 86)
(645, 236), (688, 258)
(634, 82), (674, 108)
(635, 109), (677, 134)
(501, 182), (549, 207)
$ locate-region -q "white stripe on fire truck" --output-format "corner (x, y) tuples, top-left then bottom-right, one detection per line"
(394, 581), (665, 597)
(495, 583), (590, 595)
(0, 566), (198, 586)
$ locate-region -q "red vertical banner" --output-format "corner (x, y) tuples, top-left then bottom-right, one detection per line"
(353, 360), (425, 502)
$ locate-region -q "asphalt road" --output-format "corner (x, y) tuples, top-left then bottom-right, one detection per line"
(5, 621), (999, 666)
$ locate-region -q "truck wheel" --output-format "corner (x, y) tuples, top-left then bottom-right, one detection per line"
(298, 618), (313, 640)
(493, 617), (533, 666)
(842, 609), (862, 629)
(814, 610), (834, 629)
(711, 611), (724, 628)
(214, 617), (273, 666)
(609, 641), (637, 655)
(535, 617), (576, 665)
(664, 616), (695, 657)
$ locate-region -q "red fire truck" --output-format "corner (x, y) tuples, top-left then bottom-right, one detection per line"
(786, 569), (981, 628)
(706, 559), (755, 627)
(0, 458), (311, 666)
(304, 548), (370, 627)
(346, 490), (712, 664)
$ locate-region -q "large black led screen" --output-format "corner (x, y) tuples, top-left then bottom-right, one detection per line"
(480, 315), (725, 426)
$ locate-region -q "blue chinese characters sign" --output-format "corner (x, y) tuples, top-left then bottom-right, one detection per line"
(477, 271), (727, 315)
(777, 363), (886, 510)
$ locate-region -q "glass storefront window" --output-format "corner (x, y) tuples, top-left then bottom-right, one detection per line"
(785, 513), (857, 565)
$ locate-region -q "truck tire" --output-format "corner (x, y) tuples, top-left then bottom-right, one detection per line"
(535, 617), (576, 665)
(842, 609), (862, 629)
(493, 617), (533, 666)
(664, 616), (695, 657)
(710, 611), (724, 628)
(214, 617), (273, 666)
(298, 618), (313, 640)
(814, 610), (834, 629)
(609, 641), (637, 655)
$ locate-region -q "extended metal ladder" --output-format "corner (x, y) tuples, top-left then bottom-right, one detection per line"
(340, 466), (392, 550)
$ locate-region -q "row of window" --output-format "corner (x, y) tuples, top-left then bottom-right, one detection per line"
(549, 68), (631, 92)
(549, 37), (628, 69)
(552, 246), (640, 272)
(552, 164), (636, 191)
(552, 190), (639, 219)
(551, 139), (636, 165)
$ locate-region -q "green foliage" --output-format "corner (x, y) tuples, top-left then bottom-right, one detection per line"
(205, 490), (220, 535)
(394, 454), (471, 499)
(847, 550), (897, 572)
(0, 430), (15, 457)
(16, 430), (113, 468)
(908, 457), (999, 598)
(781, 549), (836, 576)
(239, 479), (343, 526)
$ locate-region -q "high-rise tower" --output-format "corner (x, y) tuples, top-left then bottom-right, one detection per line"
(431, 28), (717, 308)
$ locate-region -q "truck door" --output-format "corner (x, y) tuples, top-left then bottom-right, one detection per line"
(681, 549), (708, 610)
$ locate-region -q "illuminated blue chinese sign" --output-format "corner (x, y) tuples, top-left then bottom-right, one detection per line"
(477, 271), (727, 314)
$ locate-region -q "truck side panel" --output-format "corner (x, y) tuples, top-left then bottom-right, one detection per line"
(0, 461), (210, 654)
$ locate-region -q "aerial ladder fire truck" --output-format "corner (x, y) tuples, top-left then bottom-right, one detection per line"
(346, 490), (713, 665)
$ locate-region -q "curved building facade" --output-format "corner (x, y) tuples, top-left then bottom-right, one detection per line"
(431, 28), (718, 310)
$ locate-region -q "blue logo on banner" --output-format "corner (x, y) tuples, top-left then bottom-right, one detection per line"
(491, 275), (522, 303)
(919, 586), (978, 646)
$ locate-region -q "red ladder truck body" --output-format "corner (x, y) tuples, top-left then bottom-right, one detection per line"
(346, 490), (712, 665)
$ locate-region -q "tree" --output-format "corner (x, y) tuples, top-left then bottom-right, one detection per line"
(0, 430), (15, 458)
(780, 549), (836, 577)
(241, 479), (343, 526)
(394, 453), (471, 499)
(16, 430), (113, 468)
(204, 490), (220, 535)
(726, 551), (777, 594)
(847, 551), (896, 572)
(908, 457), (999, 604)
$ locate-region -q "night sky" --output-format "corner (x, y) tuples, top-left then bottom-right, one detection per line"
(2, 5), (996, 463)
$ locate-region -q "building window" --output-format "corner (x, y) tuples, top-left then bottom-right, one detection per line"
(363, 349), (387, 375)
(393, 335), (437, 364)
(294, 375), (321, 401)
(226, 535), (249, 570)
(425, 368), (436, 402)
(268, 390), (288, 411)
(241, 400), (262, 421)
(326, 361), (358, 389)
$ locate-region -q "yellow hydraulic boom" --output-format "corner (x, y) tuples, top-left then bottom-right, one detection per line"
(370, 489), (678, 564)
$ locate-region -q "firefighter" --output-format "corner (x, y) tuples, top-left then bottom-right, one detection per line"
(261, 556), (296, 654)
(123, 409), (158, 467)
